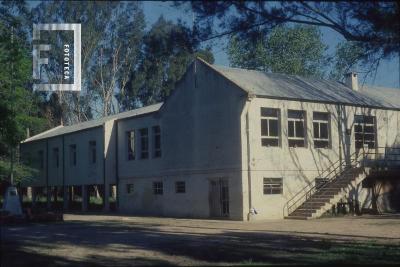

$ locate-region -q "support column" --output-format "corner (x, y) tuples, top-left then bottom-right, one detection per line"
(32, 187), (37, 207)
(27, 187), (32, 202)
(82, 185), (88, 212)
(63, 186), (69, 210)
(103, 184), (110, 212)
(46, 186), (52, 209)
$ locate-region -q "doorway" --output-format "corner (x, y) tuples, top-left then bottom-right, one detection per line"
(209, 178), (229, 217)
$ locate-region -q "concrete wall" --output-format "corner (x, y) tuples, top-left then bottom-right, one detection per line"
(117, 61), (247, 219)
(242, 97), (400, 219)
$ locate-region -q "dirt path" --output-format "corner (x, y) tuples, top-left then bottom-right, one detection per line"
(1, 214), (400, 266)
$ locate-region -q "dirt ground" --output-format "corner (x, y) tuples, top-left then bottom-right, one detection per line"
(1, 213), (400, 266)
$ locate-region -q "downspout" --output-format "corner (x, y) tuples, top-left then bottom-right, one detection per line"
(245, 95), (254, 220)
(46, 139), (49, 208)
(115, 120), (119, 210)
(62, 135), (65, 212)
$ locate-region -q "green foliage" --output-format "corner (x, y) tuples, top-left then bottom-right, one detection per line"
(228, 25), (328, 77)
(119, 16), (214, 110)
(0, 158), (39, 184)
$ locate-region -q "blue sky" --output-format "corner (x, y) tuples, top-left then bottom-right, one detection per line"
(28, 0), (400, 88)
(143, 1), (399, 89)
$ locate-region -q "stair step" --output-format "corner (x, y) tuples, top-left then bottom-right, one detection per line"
(285, 215), (310, 220)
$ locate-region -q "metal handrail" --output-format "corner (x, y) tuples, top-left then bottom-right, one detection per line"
(283, 146), (400, 217)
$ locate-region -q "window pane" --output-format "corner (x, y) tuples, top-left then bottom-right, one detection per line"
(354, 125), (363, 132)
(320, 123), (328, 139)
(288, 121), (295, 137)
(364, 126), (374, 133)
(289, 139), (305, 147)
(354, 115), (364, 123)
(313, 112), (328, 121)
(261, 119), (268, 136)
(313, 122), (319, 138)
(364, 116), (374, 124)
(288, 110), (303, 119)
(295, 121), (304, 137)
(262, 138), (279, 147)
(269, 120), (278, 136)
(261, 108), (278, 117)
(315, 140), (329, 148)
(176, 181), (186, 193)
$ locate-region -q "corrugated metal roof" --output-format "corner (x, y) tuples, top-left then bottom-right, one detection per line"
(212, 65), (400, 109)
(22, 103), (163, 143)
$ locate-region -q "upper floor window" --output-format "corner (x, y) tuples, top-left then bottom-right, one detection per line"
(354, 115), (376, 149)
(263, 178), (283, 194)
(69, 144), (77, 166)
(53, 147), (59, 168)
(152, 126), (161, 158)
(288, 110), (306, 147)
(313, 112), (330, 148)
(260, 108), (280, 147)
(153, 181), (163, 195)
(127, 130), (135, 160)
(89, 141), (96, 164)
(38, 150), (44, 169)
(140, 128), (149, 159)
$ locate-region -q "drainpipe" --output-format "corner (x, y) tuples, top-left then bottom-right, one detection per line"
(245, 95), (254, 220)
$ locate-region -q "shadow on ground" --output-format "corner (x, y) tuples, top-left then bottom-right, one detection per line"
(2, 219), (400, 266)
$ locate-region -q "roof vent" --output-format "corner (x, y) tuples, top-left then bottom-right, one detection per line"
(345, 72), (358, 91)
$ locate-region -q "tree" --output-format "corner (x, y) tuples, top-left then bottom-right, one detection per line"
(119, 16), (214, 110)
(228, 25), (328, 77)
(31, 1), (145, 121)
(180, 1), (399, 75)
(0, 1), (47, 184)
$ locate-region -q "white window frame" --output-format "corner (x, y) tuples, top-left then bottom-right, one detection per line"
(287, 110), (306, 147)
(153, 181), (163, 195)
(127, 130), (135, 161)
(354, 115), (376, 149)
(152, 126), (161, 158)
(260, 108), (280, 147)
(263, 178), (283, 195)
(313, 112), (330, 148)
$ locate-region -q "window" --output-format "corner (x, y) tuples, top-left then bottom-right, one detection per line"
(175, 181), (186, 193)
(126, 184), (134, 194)
(152, 126), (161, 158)
(69, 144), (77, 166)
(288, 110), (306, 147)
(53, 147), (59, 168)
(260, 108), (280, 147)
(38, 150), (44, 169)
(127, 130), (135, 160)
(140, 128), (149, 159)
(354, 115), (376, 149)
(89, 141), (96, 164)
(263, 178), (283, 194)
(153, 181), (163, 195)
(313, 112), (330, 148)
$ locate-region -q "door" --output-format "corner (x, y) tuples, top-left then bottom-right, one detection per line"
(209, 178), (229, 217)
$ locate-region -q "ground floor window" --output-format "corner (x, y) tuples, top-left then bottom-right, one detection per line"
(263, 178), (283, 194)
(126, 184), (134, 194)
(175, 181), (186, 193)
(153, 181), (163, 195)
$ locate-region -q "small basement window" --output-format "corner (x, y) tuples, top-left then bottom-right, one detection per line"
(260, 108), (280, 147)
(263, 178), (283, 194)
(153, 181), (163, 195)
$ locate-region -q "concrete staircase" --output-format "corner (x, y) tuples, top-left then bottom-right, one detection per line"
(285, 166), (370, 219)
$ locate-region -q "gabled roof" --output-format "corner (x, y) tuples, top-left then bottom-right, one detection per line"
(22, 103), (163, 143)
(202, 60), (399, 110)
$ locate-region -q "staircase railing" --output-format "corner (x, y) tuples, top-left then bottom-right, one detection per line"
(283, 147), (400, 217)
